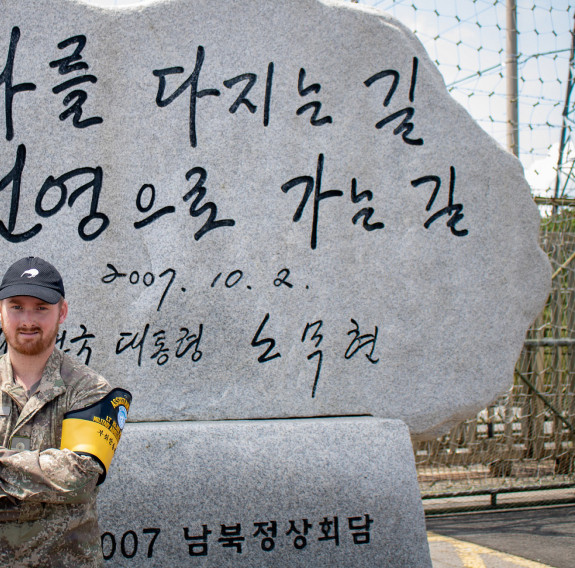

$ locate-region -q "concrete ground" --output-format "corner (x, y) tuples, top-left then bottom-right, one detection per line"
(426, 505), (575, 568)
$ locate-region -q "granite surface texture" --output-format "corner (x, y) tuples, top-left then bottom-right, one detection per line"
(0, 0), (551, 439)
(98, 418), (432, 567)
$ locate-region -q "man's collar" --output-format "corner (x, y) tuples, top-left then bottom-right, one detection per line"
(0, 349), (65, 402)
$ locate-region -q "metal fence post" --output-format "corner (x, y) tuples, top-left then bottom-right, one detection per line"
(506, 0), (519, 157)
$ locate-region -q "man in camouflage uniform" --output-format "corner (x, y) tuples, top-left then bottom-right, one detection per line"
(0, 257), (111, 567)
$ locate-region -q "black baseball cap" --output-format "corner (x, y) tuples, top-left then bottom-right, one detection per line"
(0, 257), (65, 304)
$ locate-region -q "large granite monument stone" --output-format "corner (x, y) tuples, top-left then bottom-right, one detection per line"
(0, 0), (551, 566)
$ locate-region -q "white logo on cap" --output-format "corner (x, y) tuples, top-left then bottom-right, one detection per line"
(21, 269), (39, 279)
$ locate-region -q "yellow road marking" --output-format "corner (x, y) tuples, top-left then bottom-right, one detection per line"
(428, 532), (557, 568)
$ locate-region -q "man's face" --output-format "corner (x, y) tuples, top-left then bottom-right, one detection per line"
(0, 296), (68, 357)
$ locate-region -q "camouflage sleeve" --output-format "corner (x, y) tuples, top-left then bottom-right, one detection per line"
(64, 368), (111, 413)
(0, 447), (102, 504)
(0, 450), (17, 500)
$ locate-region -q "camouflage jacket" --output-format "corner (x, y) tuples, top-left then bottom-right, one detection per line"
(0, 349), (111, 568)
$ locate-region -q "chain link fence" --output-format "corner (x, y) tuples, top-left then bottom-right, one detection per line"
(349, 0), (575, 513)
(416, 204), (575, 514)
(352, 0), (573, 195)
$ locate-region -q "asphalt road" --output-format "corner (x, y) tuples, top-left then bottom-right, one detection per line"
(426, 505), (575, 568)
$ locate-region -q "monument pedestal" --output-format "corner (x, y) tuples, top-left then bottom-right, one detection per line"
(98, 417), (432, 567)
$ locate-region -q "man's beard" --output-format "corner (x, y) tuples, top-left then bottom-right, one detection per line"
(4, 324), (59, 357)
